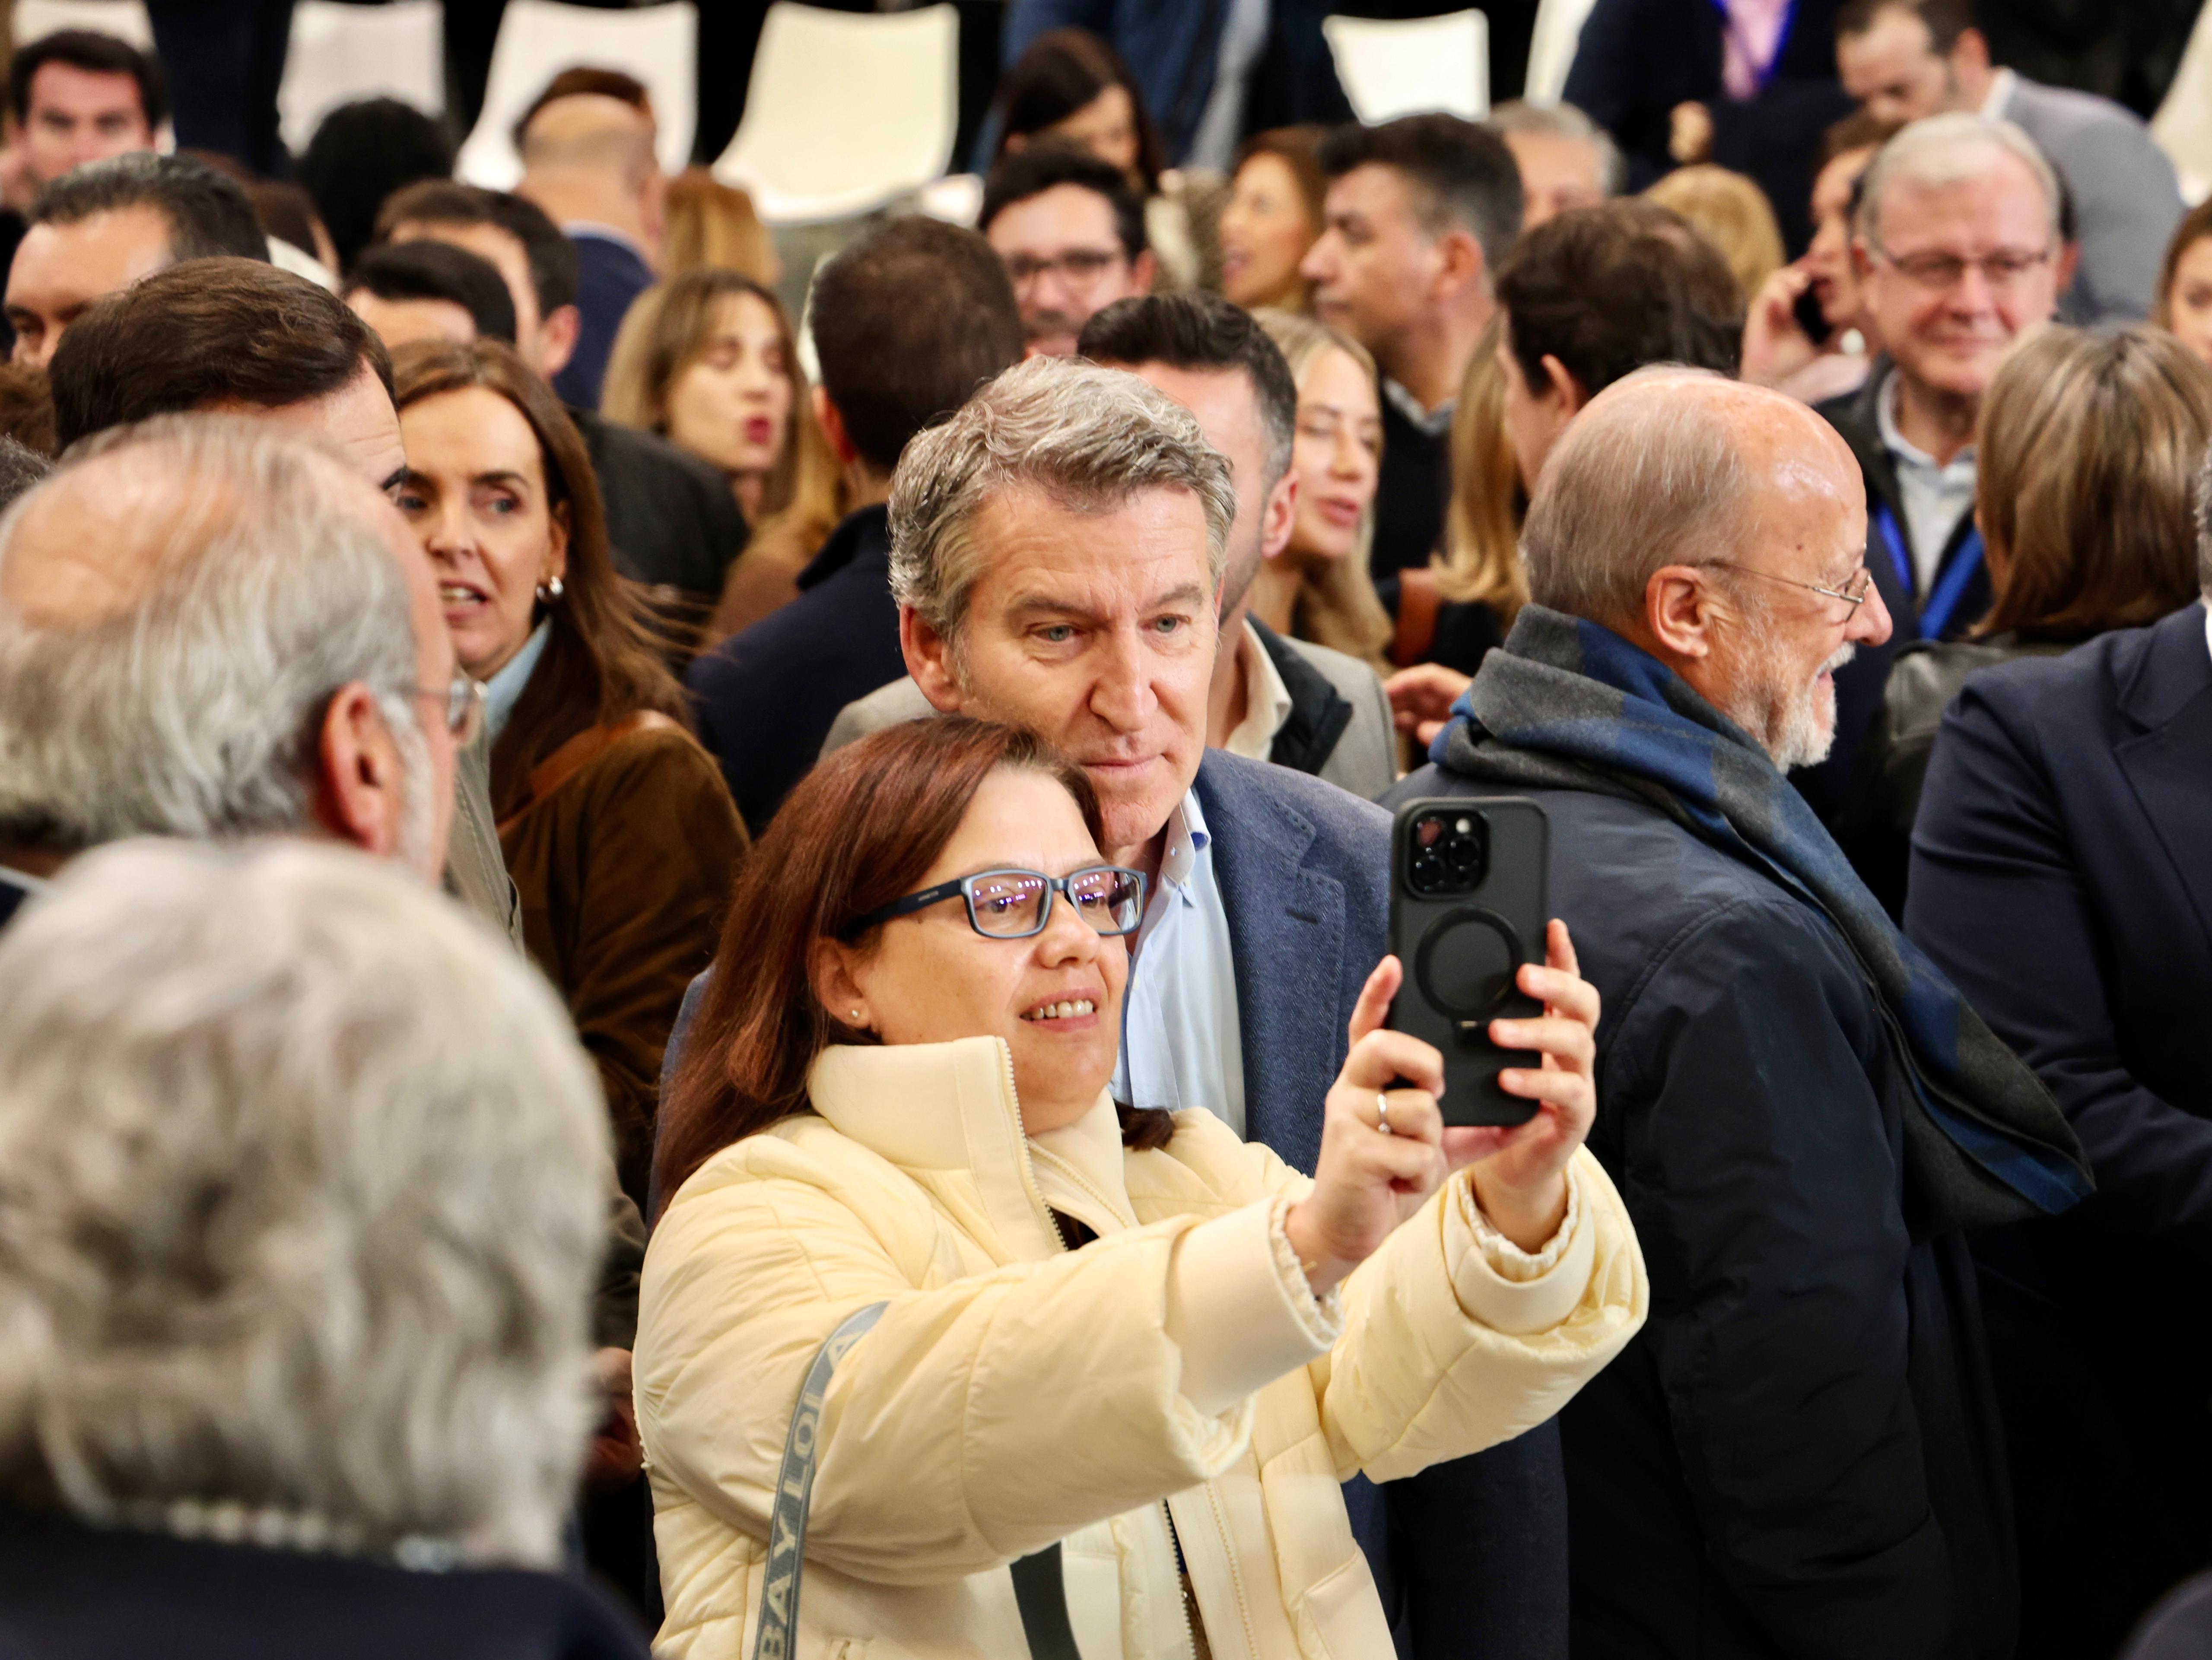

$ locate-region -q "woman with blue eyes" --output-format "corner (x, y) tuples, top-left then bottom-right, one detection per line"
(392, 338), (747, 1206)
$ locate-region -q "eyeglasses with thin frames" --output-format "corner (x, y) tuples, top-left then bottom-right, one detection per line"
(414, 669), (486, 746)
(840, 865), (1149, 942)
(1699, 560), (1874, 615)
(1867, 242), (2053, 293)
(1000, 248), (1128, 292)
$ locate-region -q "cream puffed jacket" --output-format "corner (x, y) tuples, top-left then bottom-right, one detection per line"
(636, 1036), (1648, 1660)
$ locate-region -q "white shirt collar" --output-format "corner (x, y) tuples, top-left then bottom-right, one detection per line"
(1876, 368), (1975, 475)
(1223, 619), (1295, 763)
(1980, 67), (2019, 121)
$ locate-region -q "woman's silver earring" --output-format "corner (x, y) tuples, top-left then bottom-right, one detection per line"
(535, 574), (565, 603)
(850, 1009), (863, 1020)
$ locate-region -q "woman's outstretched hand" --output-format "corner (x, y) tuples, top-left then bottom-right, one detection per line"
(1284, 921), (1600, 1295)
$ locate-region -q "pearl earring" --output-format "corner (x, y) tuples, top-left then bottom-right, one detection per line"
(850, 1008), (863, 1020)
(535, 574), (565, 603)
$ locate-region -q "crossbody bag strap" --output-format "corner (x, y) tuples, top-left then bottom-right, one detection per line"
(495, 710), (680, 836)
(1393, 565), (1445, 669)
(752, 1301), (1084, 1660)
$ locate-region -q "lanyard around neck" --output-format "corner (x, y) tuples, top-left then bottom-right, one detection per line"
(1875, 501), (1984, 641)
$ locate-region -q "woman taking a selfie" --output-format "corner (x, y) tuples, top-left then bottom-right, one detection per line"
(638, 717), (1646, 1659)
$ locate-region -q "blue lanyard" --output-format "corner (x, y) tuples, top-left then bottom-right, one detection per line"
(1709, 0), (1799, 95)
(1875, 502), (1984, 640)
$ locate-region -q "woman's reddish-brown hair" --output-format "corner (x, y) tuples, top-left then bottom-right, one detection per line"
(654, 717), (1170, 1212)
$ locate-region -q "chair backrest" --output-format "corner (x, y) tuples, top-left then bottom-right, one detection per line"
(712, 1), (957, 225)
(2154, 0), (2212, 206)
(455, 0), (696, 191)
(11, 0), (154, 51)
(1522, 0), (1600, 108)
(1322, 10), (1490, 125)
(278, 0), (444, 157)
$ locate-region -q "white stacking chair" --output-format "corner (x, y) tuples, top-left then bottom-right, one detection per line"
(1322, 10), (1489, 125)
(455, 0), (696, 191)
(2154, 0), (2212, 205)
(1521, 0), (1599, 107)
(712, 2), (957, 225)
(12, 0), (154, 49)
(278, 0), (444, 156)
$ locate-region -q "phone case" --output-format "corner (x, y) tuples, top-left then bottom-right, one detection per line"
(1386, 797), (1550, 1127)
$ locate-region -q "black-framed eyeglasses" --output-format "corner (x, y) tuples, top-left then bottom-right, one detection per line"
(1000, 248), (1128, 290)
(841, 865), (1148, 942)
(414, 669), (486, 745)
(1700, 559), (1873, 613)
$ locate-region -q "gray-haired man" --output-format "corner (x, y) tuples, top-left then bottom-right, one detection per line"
(0, 838), (648, 1655)
(884, 354), (1566, 1654)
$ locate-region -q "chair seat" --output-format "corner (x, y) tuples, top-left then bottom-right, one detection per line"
(712, 1), (958, 225)
(1322, 10), (1490, 125)
(455, 0), (696, 191)
(279, 0), (444, 157)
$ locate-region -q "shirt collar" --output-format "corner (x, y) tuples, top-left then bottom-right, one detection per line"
(1156, 789), (1212, 899)
(1876, 367), (1974, 474)
(483, 621), (551, 741)
(1980, 67), (2018, 121)
(1224, 619), (1295, 760)
(1382, 375), (1455, 436)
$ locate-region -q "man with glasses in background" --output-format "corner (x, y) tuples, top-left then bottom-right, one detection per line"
(979, 141), (1154, 359)
(1801, 112), (2063, 820)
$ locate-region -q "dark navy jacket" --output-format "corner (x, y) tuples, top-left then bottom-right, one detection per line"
(1386, 765), (2015, 1660)
(686, 505), (902, 837)
(1906, 603), (2212, 1659)
(554, 231), (655, 411)
(0, 1504), (651, 1660)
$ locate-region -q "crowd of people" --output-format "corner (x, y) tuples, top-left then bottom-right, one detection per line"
(0, 1), (2209, 1657)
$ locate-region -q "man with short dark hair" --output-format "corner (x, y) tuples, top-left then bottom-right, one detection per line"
(1301, 115), (1521, 586)
(5, 152), (266, 369)
(5, 29), (162, 203)
(1495, 199), (1745, 488)
(1835, 0), (2180, 323)
(980, 140), (1154, 359)
(343, 238), (518, 349)
(376, 179), (745, 621)
(50, 258), (401, 488)
(685, 215), (1024, 832)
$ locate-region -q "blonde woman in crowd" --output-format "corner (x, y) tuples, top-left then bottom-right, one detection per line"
(659, 168), (781, 286)
(1641, 163), (1784, 303)
(1249, 308), (1392, 670)
(639, 715), (1646, 1659)
(1220, 128), (1328, 311)
(601, 268), (844, 640)
(394, 338), (747, 1205)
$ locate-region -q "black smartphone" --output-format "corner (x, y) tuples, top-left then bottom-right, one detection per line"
(1792, 282), (1833, 347)
(1387, 797), (1549, 1127)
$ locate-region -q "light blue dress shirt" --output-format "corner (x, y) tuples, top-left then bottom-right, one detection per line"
(1112, 787), (1247, 1136)
(483, 620), (551, 743)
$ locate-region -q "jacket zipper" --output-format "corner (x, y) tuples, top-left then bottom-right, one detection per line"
(1163, 1501), (1204, 1660)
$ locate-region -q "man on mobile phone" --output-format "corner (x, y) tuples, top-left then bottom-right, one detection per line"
(1390, 367), (2089, 1659)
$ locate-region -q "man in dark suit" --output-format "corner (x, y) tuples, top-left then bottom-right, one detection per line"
(1802, 111), (2061, 820)
(514, 90), (661, 411)
(685, 216), (1023, 835)
(1907, 596), (2212, 1659)
(1301, 116), (1523, 593)
(887, 352), (1568, 1658)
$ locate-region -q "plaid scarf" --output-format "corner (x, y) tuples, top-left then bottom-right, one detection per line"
(1432, 606), (2091, 1235)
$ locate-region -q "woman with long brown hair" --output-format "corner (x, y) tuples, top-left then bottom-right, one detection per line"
(639, 715), (1642, 1659)
(602, 268), (843, 641)
(393, 337), (747, 1202)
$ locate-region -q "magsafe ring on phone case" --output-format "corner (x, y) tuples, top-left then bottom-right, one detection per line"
(1412, 907), (1528, 1031)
